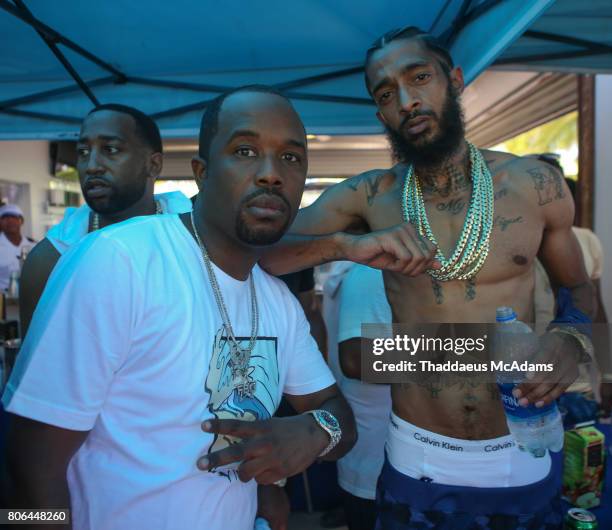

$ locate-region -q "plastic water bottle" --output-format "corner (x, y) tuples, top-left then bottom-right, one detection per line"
(494, 306), (564, 457)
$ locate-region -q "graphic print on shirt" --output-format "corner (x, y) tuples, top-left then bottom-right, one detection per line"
(204, 327), (279, 480)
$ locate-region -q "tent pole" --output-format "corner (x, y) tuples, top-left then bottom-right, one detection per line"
(495, 48), (611, 66)
(275, 66), (363, 91)
(0, 108), (81, 124)
(0, 77), (113, 110)
(0, 0), (126, 81)
(577, 74), (595, 230)
(133, 67), (368, 95)
(429, 0), (454, 33)
(441, 0), (503, 46)
(151, 91), (373, 120)
(524, 30), (612, 55)
(128, 77), (229, 94)
(12, 0), (99, 105)
(443, 0), (474, 46)
(286, 92), (373, 105)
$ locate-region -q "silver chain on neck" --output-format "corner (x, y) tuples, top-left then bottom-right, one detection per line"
(91, 199), (163, 232)
(189, 210), (259, 381)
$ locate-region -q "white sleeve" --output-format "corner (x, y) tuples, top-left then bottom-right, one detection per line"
(588, 232), (604, 280)
(281, 291), (335, 396)
(337, 266), (391, 343)
(1, 232), (138, 431)
(45, 205), (89, 254)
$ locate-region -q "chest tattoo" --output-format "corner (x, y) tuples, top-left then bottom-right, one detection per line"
(465, 278), (476, 301)
(494, 215), (523, 231)
(431, 277), (444, 304)
(436, 198), (466, 215)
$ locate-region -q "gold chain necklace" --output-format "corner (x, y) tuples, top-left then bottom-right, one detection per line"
(90, 199), (163, 232)
(401, 142), (494, 281)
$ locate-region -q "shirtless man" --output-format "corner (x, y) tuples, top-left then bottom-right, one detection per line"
(262, 27), (595, 529)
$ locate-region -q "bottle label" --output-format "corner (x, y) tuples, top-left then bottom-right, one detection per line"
(497, 383), (556, 420)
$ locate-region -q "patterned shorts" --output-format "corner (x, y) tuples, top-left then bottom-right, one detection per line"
(375, 458), (564, 530)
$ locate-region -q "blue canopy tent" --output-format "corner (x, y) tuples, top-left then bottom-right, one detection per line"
(496, 0), (612, 73)
(0, 0), (584, 140)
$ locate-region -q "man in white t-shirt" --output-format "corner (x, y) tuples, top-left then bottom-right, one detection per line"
(0, 204), (35, 291)
(3, 86), (356, 530)
(19, 104), (192, 336)
(335, 265), (392, 530)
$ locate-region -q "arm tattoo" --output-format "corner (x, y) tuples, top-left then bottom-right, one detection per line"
(365, 174), (384, 206)
(465, 278), (476, 301)
(527, 166), (565, 206)
(431, 277), (444, 305)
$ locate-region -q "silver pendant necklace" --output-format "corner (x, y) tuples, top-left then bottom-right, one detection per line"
(189, 210), (259, 398)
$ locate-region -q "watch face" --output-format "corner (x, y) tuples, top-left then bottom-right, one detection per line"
(311, 410), (341, 457)
(318, 410), (340, 430)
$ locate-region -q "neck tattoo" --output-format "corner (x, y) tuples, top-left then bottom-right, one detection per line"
(401, 142), (494, 282)
(418, 151), (471, 198)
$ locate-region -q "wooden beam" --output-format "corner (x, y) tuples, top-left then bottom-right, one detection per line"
(577, 74), (595, 229)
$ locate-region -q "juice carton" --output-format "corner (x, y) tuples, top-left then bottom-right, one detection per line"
(562, 426), (606, 509)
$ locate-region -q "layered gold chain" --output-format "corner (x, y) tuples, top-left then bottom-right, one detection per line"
(401, 142), (494, 282)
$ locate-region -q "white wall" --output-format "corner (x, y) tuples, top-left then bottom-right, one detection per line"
(594, 75), (612, 315)
(0, 141), (52, 241)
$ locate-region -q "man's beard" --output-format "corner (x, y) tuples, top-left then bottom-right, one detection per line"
(83, 177), (148, 215)
(385, 84), (465, 167)
(235, 189), (293, 246)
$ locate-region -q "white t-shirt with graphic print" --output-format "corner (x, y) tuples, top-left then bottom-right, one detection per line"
(3, 214), (335, 530)
(45, 191), (193, 254)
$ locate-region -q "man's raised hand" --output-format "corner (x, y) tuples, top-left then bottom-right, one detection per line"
(197, 416), (328, 484)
